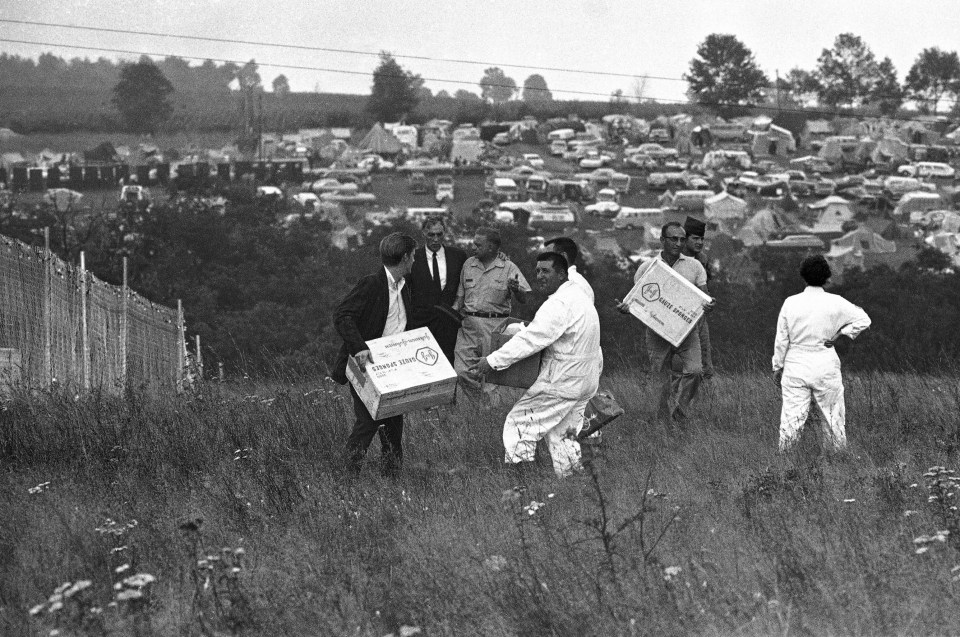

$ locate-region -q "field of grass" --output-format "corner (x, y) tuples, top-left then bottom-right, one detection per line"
(3, 365), (960, 636)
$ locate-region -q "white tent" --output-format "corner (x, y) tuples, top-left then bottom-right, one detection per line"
(824, 244), (865, 275)
(809, 196), (855, 234)
(704, 191), (748, 222)
(831, 226), (896, 254)
(737, 208), (788, 245)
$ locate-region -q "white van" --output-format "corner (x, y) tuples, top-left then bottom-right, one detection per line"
(613, 207), (663, 230)
(492, 177), (520, 202)
(550, 139), (569, 156)
(547, 128), (576, 142)
(528, 205), (576, 231)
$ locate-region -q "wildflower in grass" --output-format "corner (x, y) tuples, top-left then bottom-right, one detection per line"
(114, 564), (130, 574)
(110, 545), (128, 554)
(523, 500), (545, 516)
(663, 565), (682, 582)
(29, 604), (44, 616)
(115, 589), (143, 601)
(399, 626), (423, 637)
(916, 546), (930, 554)
(64, 580), (91, 597)
(483, 555), (508, 572)
(28, 481), (51, 494)
(122, 573), (156, 588)
(843, 498), (856, 503)
(904, 510), (918, 517)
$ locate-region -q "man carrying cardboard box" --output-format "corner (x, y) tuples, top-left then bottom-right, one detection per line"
(332, 232), (417, 477)
(618, 222), (714, 427)
(475, 252), (601, 478)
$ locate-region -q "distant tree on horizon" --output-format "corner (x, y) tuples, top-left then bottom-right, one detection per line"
(685, 34), (769, 108)
(111, 60), (174, 133)
(522, 74), (552, 102)
(814, 33), (885, 108)
(366, 52), (421, 123)
(905, 47), (960, 114)
(479, 67), (517, 104)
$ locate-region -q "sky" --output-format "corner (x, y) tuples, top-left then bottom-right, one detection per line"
(2, 0), (960, 104)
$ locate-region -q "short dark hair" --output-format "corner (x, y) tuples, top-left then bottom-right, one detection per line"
(421, 216), (446, 231)
(475, 227), (501, 248)
(544, 237), (578, 265)
(537, 251), (569, 274)
(380, 233), (417, 266)
(661, 221), (684, 238)
(799, 254), (831, 286)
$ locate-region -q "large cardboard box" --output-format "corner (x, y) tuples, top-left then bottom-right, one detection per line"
(486, 318), (542, 389)
(346, 327), (457, 419)
(623, 259), (712, 347)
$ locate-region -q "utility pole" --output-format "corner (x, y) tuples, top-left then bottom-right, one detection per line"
(776, 69), (782, 114)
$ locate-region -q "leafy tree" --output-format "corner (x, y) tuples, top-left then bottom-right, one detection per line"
(366, 52), (421, 122)
(814, 33), (882, 108)
(435, 89), (452, 99)
(905, 47), (960, 114)
(272, 74), (290, 134)
(780, 67), (821, 106)
(522, 74), (552, 101)
(454, 89), (482, 101)
(684, 34), (769, 106)
(111, 60), (174, 133)
(870, 57), (903, 116)
(479, 67), (517, 104)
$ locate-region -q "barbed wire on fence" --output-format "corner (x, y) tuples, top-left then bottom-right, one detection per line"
(0, 231), (186, 395)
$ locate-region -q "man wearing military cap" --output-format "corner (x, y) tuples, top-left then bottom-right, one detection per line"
(681, 216), (714, 379)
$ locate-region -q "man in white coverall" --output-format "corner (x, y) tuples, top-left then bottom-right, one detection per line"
(475, 252), (601, 478)
(772, 255), (871, 453)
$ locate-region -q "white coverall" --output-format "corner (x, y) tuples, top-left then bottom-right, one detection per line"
(487, 281), (602, 477)
(772, 286), (871, 452)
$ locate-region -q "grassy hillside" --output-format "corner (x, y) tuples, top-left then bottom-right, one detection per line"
(2, 367), (960, 635)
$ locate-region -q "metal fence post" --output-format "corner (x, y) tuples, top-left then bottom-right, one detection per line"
(177, 299), (185, 390)
(194, 333), (202, 381)
(80, 251), (90, 392)
(43, 227), (51, 387)
(120, 256), (128, 391)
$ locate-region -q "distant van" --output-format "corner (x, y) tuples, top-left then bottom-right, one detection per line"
(547, 128), (576, 142)
(550, 139), (568, 156)
(406, 207), (452, 224)
(492, 177), (520, 202)
(667, 190), (714, 212)
(613, 208), (663, 230)
(528, 205), (576, 231)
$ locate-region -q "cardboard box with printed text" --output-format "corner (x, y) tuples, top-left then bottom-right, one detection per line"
(346, 327), (457, 419)
(623, 259), (712, 347)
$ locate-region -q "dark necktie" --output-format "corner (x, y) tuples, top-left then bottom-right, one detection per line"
(431, 250), (441, 292)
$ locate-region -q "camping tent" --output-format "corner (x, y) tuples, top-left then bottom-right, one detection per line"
(84, 142), (119, 163)
(871, 137), (909, 165)
(749, 124), (796, 157)
(831, 226), (896, 254)
(824, 244), (865, 276)
(809, 196), (855, 234)
(704, 191), (748, 222)
(818, 136), (859, 164)
(737, 208), (789, 245)
(358, 123), (403, 156)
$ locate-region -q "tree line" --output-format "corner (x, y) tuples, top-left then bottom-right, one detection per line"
(685, 32), (960, 116)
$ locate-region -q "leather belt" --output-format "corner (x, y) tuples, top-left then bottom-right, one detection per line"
(464, 311), (509, 319)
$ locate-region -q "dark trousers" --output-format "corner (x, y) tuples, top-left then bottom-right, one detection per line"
(345, 386), (404, 476)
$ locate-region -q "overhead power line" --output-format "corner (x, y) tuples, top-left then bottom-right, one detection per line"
(0, 36), (953, 124)
(0, 37), (685, 102)
(0, 18), (685, 83)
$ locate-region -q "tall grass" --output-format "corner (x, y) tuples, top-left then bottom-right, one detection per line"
(2, 365), (960, 635)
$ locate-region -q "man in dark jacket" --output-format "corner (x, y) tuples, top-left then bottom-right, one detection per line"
(406, 216), (468, 363)
(332, 232), (417, 477)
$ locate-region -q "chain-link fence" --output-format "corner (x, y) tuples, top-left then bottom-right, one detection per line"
(0, 234), (184, 394)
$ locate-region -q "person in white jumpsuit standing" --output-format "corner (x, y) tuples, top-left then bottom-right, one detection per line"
(475, 252), (602, 478)
(772, 255), (871, 453)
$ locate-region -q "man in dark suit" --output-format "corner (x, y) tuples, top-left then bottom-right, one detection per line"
(406, 216), (468, 363)
(332, 232), (417, 477)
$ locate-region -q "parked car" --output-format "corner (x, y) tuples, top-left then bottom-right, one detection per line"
(613, 207), (663, 230)
(549, 139), (568, 156)
(584, 188), (621, 217)
(408, 172), (431, 194)
(579, 151), (614, 169)
(624, 153), (657, 171)
(492, 132), (512, 146)
(435, 175), (454, 203)
(356, 155), (395, 171)
(635, 143), (678, 160)
(897, 161), (956, 179)
(522, 153), (545, 168)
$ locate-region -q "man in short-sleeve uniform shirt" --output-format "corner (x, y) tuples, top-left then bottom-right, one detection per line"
(454, 227), (531, 404)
